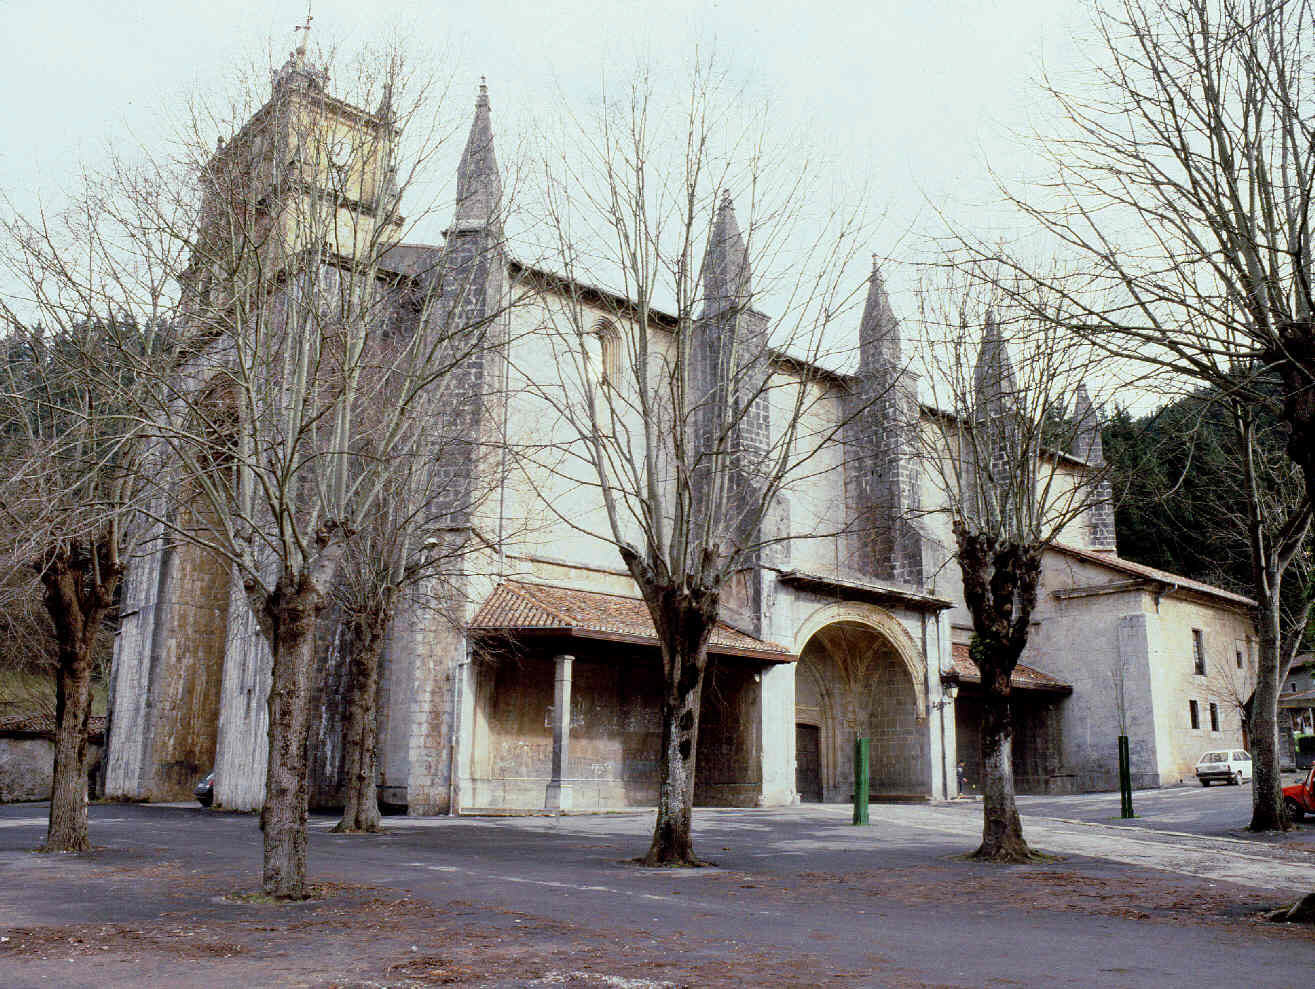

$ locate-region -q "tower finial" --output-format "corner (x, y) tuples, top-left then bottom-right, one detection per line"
(294, 2), (314, 56)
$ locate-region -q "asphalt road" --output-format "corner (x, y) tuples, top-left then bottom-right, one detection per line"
(2, 800), (1313, 987)
(1014, 773), (1315, 843)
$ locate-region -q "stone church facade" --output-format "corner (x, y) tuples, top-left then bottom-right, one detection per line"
(101, 57), (1257, 816)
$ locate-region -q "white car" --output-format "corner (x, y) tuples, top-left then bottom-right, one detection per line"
(1196, 749), (1253, 786)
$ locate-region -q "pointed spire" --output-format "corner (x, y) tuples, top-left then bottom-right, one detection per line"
(376, 79), (394, 124)
(1072, 383), (1105, 465)
(859, 257), (901, 371)
(702, 191), (752, 314)
(974, 310), (1018, 417)
(452, 77), (502, 230)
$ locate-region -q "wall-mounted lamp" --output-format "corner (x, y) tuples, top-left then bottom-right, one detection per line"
(939, 670), (961, 703)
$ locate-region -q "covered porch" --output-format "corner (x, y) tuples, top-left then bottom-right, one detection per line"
(950, 644), (1074, 795)
(461, 580), (795, 812)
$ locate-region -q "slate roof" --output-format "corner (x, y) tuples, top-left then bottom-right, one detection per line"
(471, 580), (796, 662)
(950, 643), (1072, 694)
(1054, 544), (1256, 608)
(0, 714), (107, 741)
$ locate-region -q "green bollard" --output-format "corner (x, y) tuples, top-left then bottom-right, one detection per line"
(1118, 735), (1135, 818)
(853, 737), (870, 825)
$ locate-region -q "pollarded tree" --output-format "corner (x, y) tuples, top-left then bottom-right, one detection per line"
(523, 62), (878, 865)
(328, 424), (508, 834)
(915, 264), (1113, 861)
(0, 166), (188, 851)
(117, 44), (516, 897)
(954, 1), (1315, 877)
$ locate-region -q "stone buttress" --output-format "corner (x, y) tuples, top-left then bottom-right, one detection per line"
(374, 81), (508, 813)
(849, 263), (926, 587)
(1071, 383), (1117, 551)
(690, 192), (772, 634)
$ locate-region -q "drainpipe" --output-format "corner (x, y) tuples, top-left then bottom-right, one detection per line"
(1153, 580), (1178, 612)
(925, 610), (946, 804)
(495, 286), (512, 578)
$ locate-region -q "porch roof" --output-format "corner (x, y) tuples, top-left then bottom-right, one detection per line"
(471, 580), (797, 663)
(0, 714), (107, 742)
(950, 643), (1073, 694)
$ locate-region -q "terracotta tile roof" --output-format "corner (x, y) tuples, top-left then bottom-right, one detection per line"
(472, 580), (796, 662)
(950, 643), (1072, 693)
(1054, 544), (1256, 608)
(0, 714), (107, 741)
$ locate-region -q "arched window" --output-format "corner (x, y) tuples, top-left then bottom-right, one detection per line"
(586, 318), (621, 388)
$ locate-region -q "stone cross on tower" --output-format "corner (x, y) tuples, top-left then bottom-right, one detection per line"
(294, 5), (313, 55)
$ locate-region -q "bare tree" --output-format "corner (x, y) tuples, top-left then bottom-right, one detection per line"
(950, 1), (1315, 903)
(328, 434), (505, 834)
(1222, 391), (1312, 826)
(0, 164), (186, 851)
(521, 64), (875, 865)
(914, 264), (1111, 861)
(104, 44), (514, 897)
(1109, 377), (1311, 825)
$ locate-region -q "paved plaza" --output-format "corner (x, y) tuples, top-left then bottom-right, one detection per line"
(1, 794), (1313, 987)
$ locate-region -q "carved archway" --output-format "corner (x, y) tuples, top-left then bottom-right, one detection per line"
(793, 602), (927, 717)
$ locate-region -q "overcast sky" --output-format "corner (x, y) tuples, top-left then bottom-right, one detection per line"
(2, 1), (1116, 392)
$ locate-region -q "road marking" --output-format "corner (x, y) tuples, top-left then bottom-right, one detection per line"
(414, 862), (778, 917)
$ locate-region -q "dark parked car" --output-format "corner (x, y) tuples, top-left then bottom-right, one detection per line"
(195, 771), (214, 808)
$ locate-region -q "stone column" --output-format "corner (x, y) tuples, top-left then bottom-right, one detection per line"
(758, 662), (796, 806)
(545, 654), (574, 811)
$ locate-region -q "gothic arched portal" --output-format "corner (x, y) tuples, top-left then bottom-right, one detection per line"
(793, 612), (930, 802)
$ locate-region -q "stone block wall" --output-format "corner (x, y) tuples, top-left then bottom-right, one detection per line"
(0, 738), (104, 803)
(464, 645), (765, 811)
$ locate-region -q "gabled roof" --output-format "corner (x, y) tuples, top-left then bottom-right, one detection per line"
(950, 643), (1072, 694)
(471, 580), (795, 662)
(1052, 544), (1256, 608)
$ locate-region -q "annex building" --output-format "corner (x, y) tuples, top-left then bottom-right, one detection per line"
(100, 50), (1257, 816)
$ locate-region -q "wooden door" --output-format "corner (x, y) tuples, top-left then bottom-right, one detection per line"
(796, 723), (823, 802)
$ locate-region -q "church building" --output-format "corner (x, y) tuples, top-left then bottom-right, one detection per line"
(101, 51), (1257, 816)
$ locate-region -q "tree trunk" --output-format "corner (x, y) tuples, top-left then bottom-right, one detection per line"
(953, 527), (1041, 863)
(974, 662), (1032, 862)
(259, 572), (330, 898)
(38, 543), (119, 854)
(1270, 891), (1315, 923)
(631, 571), (718, 868)
(645, 656), (707, 866)
(1273, 333), (1315, 907)
(45, 637), (95, 852)
(1249, 593), (1285, 831)
(334, 609), (388, 834)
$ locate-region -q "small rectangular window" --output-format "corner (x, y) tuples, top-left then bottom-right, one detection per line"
(1209, 702), (1219, 732)
(1189, 699), (1200, 729)
(1236, 649), (1244, 670)
(1192, 630), (1206, 675)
